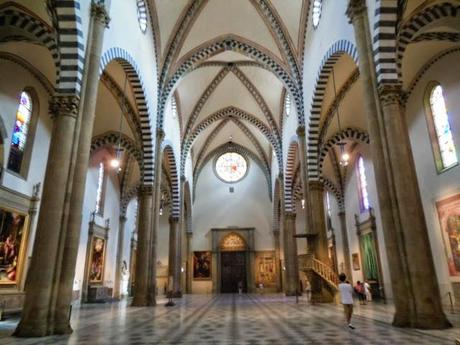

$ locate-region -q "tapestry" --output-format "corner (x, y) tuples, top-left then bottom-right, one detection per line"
(89, 237), (106, 283)
(193, 251), (211, 280)
(436, 193), (460, 277)
(0, 209), (26, 284)
(255, 251), (276, 287)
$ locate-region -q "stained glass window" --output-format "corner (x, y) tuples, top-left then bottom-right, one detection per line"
(312, 0), (322, 28)
(215, 152), (247, 183)
(95, 162), (105, 215)
(326, 192), (331, 217)
(429, 85), (457, 170)
(357, 155), (370, 211)
(171, 96), (178, 119)
(284, 93), (291, 117)
(7, 91), (32, 173)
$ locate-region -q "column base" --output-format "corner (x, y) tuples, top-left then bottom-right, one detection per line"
(53, 323), (74, 335)
(172, 291), (182, 298)
(131, 295), (152, 307)
(284, 290), (299, 297)
(392, 311), (452, 329)
(14, 320), (49, 338)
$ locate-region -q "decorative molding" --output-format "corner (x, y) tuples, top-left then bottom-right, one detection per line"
(49, 94), (79, 119)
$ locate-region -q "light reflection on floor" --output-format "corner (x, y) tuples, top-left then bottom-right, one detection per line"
(0, 294), (459, 344)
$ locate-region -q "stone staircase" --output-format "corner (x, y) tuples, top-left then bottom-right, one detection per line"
(299, 254), (339, 291)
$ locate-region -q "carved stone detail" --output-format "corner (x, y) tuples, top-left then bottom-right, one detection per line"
(346, 0), (367, 22)
(91, 2), (110, 27)
(49, 95), (79, 119)
(378, 84), (406, 107)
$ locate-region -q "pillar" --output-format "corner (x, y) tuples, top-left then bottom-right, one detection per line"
(308, 181), (334, 303)
(14, 95), (79, 337)
(132, 186), (153, 306)
(168, 216), (182, 297)
(186, 232), (192, 294)
(347, 0), (450, 328)
(338, 211), (352, 282)
(379, 85), (450, 328)
(283, 212), (298, 296)
(273, 230), (282, 292)
(113, 215), (127, 299)
(146, 129), (165, 306)
(52, 3), (110, 334)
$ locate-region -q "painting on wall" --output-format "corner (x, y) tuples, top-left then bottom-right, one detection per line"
(352, 253), (360, 271)
(255, 251), (276, 287)
(193, 251), (211, 280)
(89, 236), (106, 284)
(0, 209), (27, 284)
(436, 193), (460, 277)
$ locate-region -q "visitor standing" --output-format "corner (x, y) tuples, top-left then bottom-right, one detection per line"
(364, 280), (372, 302)
(338, 273), (355, 329)
(354, 281), (366, 305)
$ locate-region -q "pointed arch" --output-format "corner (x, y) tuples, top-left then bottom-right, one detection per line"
(318, 128), (370, 177)
(158, 35), (303, 131)
(284, 140), (299, 213)
(307, 40), (359, 182)
(161, 145), (180, 218)
(99, 47), (154, 185)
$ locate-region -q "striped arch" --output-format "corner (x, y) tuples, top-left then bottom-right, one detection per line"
(272, 176), (282, 232)
(372, 0), (399, 85)
(158, 35), (303, 131)
(90, 131), (143, 168)
(321, 176), (344, 211)
(99, 47), (154, 184)
(0, 7), (59, 84)
(120, 183), (140, 216)
(161, 145), (180, 219)
(183, 180), (192, 233)
(318, 128), (370, 176)
(307, 40), (359, 182)
(284, 140), (299, 213)
(54, 0), (85, 95)
(183, 106), (280, 170)
(396, 2), (460, 79)
(193, 142), (271, 200)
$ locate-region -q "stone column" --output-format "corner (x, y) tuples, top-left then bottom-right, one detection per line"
(338, 211), (352, 282)
(113, 215), (127, 299)
(146, 129), (165, 306)
(52, 3), (110, 334)
(347, 0), (450, 328)
(308, 181), (334, 303)
(296, 127), (312, 234)
(14, 95), (79, 337)
(168, 216), (182, 297)
(273, 230), (282, 292)
(379, 85), (450, 328)
(283, 212), (298, 296)
(186, 232), (193, 294)
(132, 186), (153, 306)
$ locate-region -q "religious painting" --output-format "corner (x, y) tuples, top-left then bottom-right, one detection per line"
(89, 236), (106, 284)
(220, 233), (246, 252)
(193, 251), (211, 280)
(352, 253), (360, 271)
(436, 193), (460, 277)
(255, 251), (276, 287)
(0, 209), (27, 284)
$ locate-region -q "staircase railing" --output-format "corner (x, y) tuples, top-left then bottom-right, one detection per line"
(299, 254), (339, 290)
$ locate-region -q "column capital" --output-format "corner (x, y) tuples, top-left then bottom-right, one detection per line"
(308, 180), (324, 192)
(138, 185), (153, 196)
(296, 126), (306, 138)
(169, 215), (180, 224)
(180, 175), (186, 183)
(337, 210), (346, 217)
(91, 2), (110, 27)
(156, 128), (165, 141)
(119, 215), (127, 223)
(284, 211), (296, 220)
(378, 84), (406, 107)
(273, 229), (280, 236)
(49, 94), (80, 119)
(346, 0), (367, 22)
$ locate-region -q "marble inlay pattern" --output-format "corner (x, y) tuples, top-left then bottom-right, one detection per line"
(0, 294), (459, 344)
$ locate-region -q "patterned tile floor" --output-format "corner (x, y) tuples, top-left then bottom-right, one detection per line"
(0, 294), (459, 344)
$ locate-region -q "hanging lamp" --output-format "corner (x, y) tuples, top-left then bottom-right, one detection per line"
(110, 74), (128, 171)
(332, 68), (349, 167)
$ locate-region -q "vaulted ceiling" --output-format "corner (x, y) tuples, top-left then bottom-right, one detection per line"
(150, 0), (309, 171)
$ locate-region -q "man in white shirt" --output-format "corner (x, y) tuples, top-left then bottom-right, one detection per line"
(338, 273), (355, 329)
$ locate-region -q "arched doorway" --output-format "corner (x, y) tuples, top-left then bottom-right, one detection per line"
(220, 233), (247, 293)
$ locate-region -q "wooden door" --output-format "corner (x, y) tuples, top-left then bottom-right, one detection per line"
(221, 251), (246, 293)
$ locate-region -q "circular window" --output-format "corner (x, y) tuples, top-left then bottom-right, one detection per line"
(215, 152), (248, 183)
(312, 0), (322, 28)
(137, 0), (148, 33)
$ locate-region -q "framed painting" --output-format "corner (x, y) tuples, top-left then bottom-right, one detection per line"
(193, 251), (211, 280)
(352, 253), (360, 271)
(0, 208), (28, 285)
(255, 251), (276, 287)
(436, 193), (460, 278)
(88, 236), (106, 284)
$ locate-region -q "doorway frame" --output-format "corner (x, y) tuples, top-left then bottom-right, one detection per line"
(211, 227), (255, 293)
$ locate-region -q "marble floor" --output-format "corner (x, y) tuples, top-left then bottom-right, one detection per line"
(0, 294), (459, 344)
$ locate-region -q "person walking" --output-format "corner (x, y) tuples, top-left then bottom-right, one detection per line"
(338, 273), (355, 329)
(354, 281), (366, 305)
